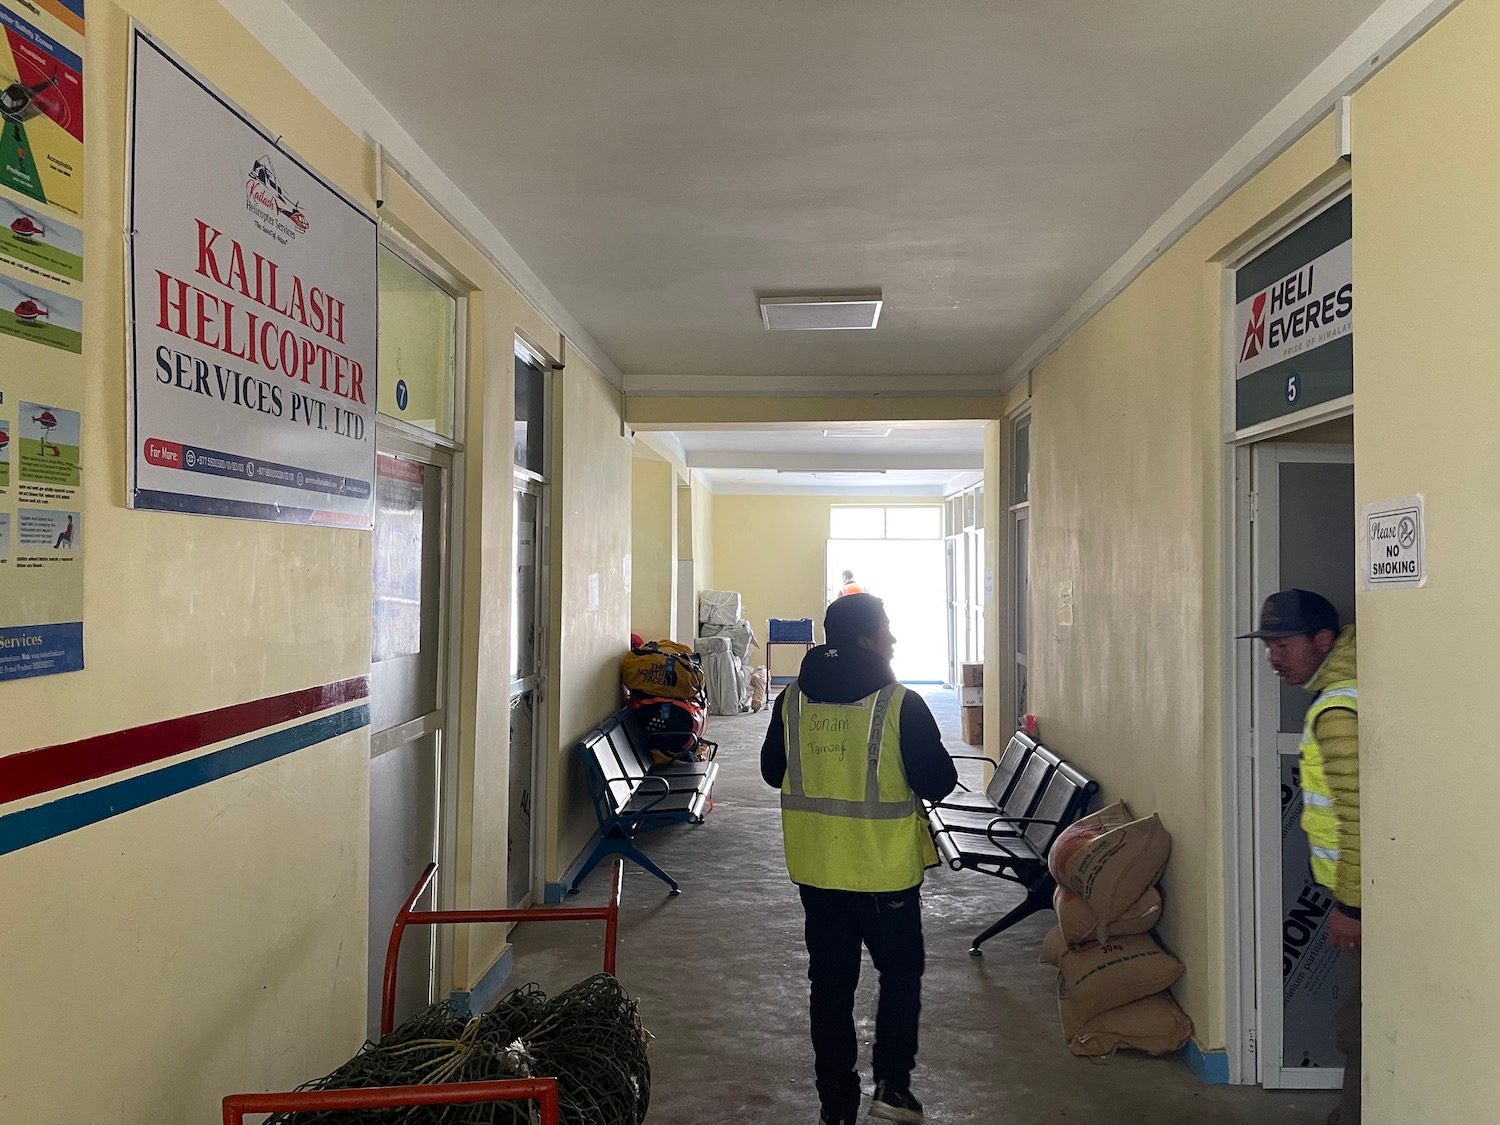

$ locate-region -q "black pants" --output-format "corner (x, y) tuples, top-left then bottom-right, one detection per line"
(799, 883), (925, 1115)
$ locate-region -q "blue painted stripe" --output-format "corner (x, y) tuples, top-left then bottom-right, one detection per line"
(1181, 1039), (1230, 1085)
(450, 946), (515, 1017)
(0, 704), (369, 857)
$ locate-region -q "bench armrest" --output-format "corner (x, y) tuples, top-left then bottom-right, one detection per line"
(984, 813), (1062, 850)
(948, 754), (998, 766)
(626, 774), (672, 817)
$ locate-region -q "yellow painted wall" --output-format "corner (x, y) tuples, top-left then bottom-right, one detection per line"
(1352, 3), (1498, 1119)
(1028, 119), (1343, 1050)
(0, 3), (375, 1120)
(546, 356), (632, 880)
(0, 1), (620, 1119)
(630, 457), (676, 640)
(689, 471), (715, 602)
(710, 494), (940, 672)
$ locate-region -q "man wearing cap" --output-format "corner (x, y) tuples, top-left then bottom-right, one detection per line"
(1242, 589), (1361, 1125)
(761, 593), (956, 1125)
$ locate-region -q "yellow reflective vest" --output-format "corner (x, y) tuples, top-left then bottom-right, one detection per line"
(780, 683), (938, 892)
(1299, 681), (1357, 891)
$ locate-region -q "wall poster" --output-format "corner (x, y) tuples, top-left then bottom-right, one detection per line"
(0, 0), (84, 681)
(126, 27), (377, 527)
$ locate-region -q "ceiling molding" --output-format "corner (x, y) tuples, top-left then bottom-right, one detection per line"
(625, 396), (1008, 429)
(999, 0), (1461, 391)
(708, 480), (954, 498)
(624, 372), (1003, 399)
(686, 452), (980, 472)
(220, 0), (625, 390)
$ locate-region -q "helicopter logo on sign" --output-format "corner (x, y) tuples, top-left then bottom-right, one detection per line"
(246, 155), (310, 235)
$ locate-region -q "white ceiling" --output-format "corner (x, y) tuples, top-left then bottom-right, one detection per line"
(287, 0), (1388, 395)
(666, 420), (984, 495)
(280, 0), (1395, 491)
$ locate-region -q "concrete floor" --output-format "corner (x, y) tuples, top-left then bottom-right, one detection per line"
(509, 688), (1337, 1125)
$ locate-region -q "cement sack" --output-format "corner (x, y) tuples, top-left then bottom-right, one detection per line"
(1055, 885), (1162, 946)
(1048, 800), (1172, 924)
(1064, 992), (1194, 1058)
(1039, 924), (1069, 968)
(1055, 933), (1184, 1027)
(699, 590), (742, 627)
(749, 666), (768, 712)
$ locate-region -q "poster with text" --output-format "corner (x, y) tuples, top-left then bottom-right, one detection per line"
(0, 186), (82, 290)
(0, 0), (82, 681)
(0, 3), (83, 217)
(127, 28), (377, 527)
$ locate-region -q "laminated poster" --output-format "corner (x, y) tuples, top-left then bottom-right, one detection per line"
(0, 1), (83, 216)
(0, 0), (84, 681)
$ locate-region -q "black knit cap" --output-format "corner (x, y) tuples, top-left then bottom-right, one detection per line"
(824, 592), (887, 649)
(1238, 588), (1339, 639)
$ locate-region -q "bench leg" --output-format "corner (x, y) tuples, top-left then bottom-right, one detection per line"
(569, 834), (682, 897)
(968, 879), (1053, 956)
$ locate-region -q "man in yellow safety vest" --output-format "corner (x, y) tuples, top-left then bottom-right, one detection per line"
(1242, 588), (1361, 1125)
(761, 594), (956, 1125)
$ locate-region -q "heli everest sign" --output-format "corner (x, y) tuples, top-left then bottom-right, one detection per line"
(126, 29), (377, 527)
(1234, 239), (1352, 383)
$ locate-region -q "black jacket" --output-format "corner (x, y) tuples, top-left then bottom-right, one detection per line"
(760, 644), (957, 802)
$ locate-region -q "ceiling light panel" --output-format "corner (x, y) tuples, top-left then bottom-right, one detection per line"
(760, 294), (883, 331)
(823, 428), (892, 438)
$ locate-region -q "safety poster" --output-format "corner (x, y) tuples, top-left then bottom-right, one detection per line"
(0, 0), (84, 681)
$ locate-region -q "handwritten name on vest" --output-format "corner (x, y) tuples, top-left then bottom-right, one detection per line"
(806, 714), (853, 762)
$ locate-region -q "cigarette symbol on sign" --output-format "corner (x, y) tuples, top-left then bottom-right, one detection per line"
(1398, 516), (1416, 550)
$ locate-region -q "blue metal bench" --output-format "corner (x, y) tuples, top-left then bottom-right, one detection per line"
(926, 732), (1099, 955)
(570, 707), (716, 896)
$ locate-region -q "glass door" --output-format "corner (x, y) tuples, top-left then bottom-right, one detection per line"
(1250, 441), (1355, 1088)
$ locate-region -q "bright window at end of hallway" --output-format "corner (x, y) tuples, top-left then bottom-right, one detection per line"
(377, 243), (460, 439)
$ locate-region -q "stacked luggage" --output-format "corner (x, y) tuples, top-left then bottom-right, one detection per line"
(695, 590), (760, 716)
(621, 640), (715, 765)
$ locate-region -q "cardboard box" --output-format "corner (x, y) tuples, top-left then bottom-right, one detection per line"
(961, 662), (984, 687)
(961, 704), (984, 746)
(960, 684), (983, 707)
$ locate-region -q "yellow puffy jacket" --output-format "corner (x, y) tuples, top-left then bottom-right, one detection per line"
(1301, 625), (1360, 909)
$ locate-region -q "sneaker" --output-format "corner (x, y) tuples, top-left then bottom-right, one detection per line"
(868, 1082), (923, 1123)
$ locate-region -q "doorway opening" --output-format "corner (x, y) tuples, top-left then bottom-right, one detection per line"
(368, 237), (466, 1039)
(1223, 179), (1354, 1088)
(826, 503), (945, 683)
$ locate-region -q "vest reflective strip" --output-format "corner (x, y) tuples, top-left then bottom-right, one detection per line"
(784, 684), (914, 819)
(1303, 792), (1335, 808)
(1310, 845), (1341, 861)
(1319, 686), (1359, 706)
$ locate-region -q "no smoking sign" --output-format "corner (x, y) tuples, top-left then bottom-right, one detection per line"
(1364, 495), (1426, 588)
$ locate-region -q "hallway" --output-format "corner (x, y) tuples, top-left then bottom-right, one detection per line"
(511, 690), (1338, 1125)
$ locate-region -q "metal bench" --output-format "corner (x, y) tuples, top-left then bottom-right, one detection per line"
(926, 732), (1098, 955)
(571, 707), (716, 896)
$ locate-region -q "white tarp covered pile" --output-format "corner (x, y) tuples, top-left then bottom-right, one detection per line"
(695, 591), (759, 715)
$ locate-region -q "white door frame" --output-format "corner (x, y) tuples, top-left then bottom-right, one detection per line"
(1224, 414), (1357, 1084)
(370, 423), (465, 1012)
(1219, 172), (1352, 1085)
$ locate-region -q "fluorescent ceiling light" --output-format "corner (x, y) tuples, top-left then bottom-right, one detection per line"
(823, 428), (892, 438)
(760, 293), (883, 331)
(774, 469), (888, 476)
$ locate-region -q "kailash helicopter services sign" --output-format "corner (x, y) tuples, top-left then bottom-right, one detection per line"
(126, 27), (376, 526)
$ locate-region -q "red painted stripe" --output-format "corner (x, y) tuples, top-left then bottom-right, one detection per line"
(0, 676), (370, 805)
